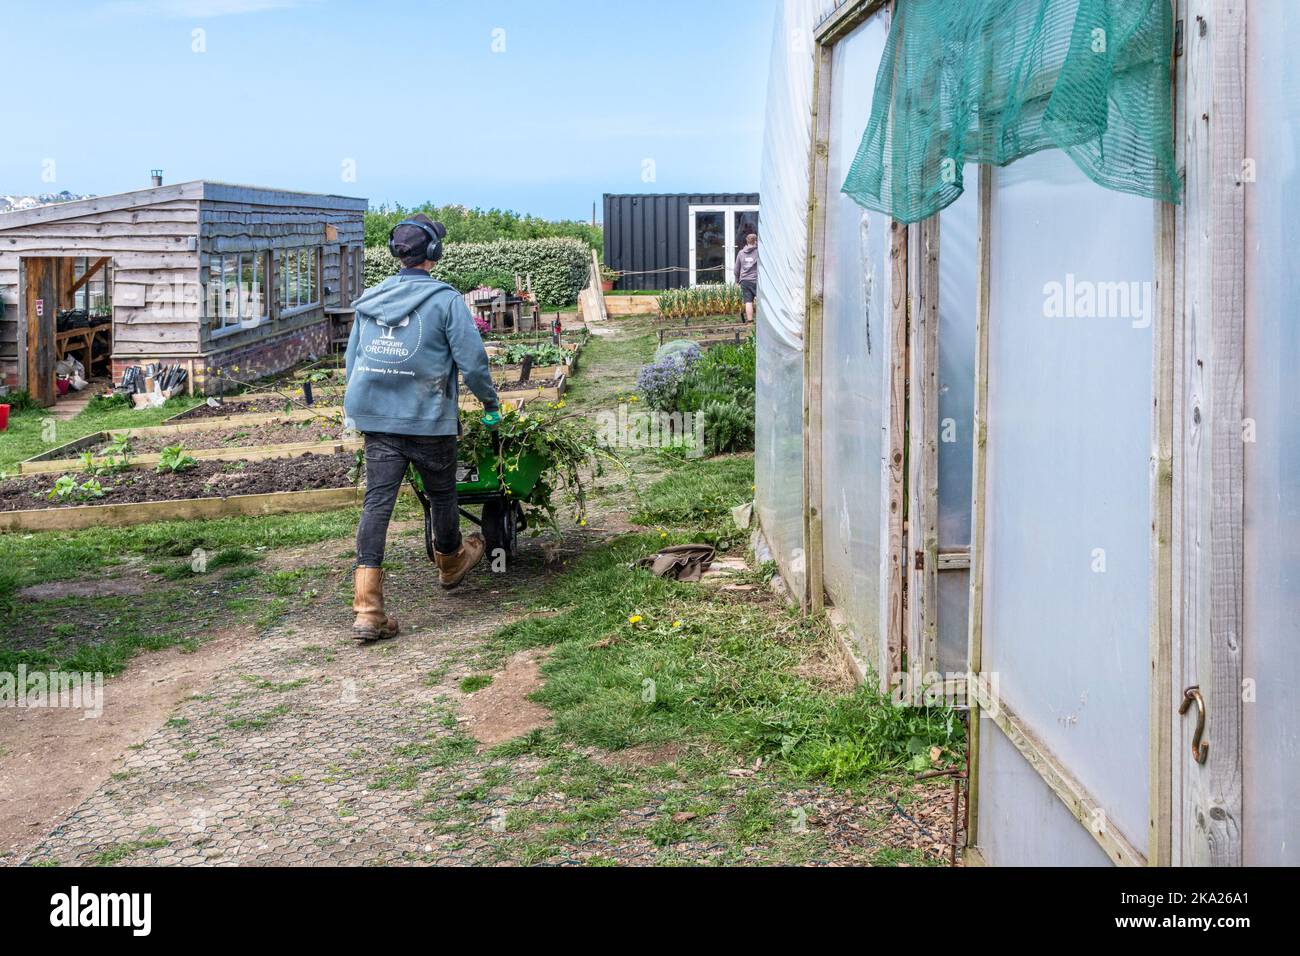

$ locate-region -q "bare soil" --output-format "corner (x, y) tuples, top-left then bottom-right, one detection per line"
(497, 377), (562, 393)
(457, 648), (552, 748)
(170, 396), (342, 421)
(0, 453), (356, 512)
(18, 578), (148, 601)
(86, 420), (346, 455)
(0, 623), (258, 860)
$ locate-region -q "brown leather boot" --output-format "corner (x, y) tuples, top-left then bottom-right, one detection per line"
(352, 567), (399, 642)
(435, 533), (486, 590)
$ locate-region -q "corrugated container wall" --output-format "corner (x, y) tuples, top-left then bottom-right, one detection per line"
(603, 193), (759, 291)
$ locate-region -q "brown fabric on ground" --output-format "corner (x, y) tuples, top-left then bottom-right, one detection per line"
(636, 544), (716, 582)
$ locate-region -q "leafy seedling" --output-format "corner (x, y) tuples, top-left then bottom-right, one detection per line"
(157, 444), (198, 474)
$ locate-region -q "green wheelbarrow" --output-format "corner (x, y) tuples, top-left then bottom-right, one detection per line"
(408, 444), (548, 570)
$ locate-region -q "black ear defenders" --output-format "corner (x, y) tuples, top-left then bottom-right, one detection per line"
(388, 219), (445, 263)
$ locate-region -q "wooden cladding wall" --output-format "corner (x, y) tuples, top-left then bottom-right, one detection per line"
(0, 185), (366, 390)
(0, 199), (202, 385)
(197, 198), (365, 351)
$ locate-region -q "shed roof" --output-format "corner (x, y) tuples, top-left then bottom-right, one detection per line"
(0, 181), (369, 231)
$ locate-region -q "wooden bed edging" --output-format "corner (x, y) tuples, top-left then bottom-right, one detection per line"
(162, 406), (327, 427)
(0, 485), (365, 534)
(19, 439), (363, 476)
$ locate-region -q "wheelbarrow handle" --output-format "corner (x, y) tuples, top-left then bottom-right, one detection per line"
(408, 477), (437, 563)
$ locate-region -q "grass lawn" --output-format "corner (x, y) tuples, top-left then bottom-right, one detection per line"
(0, 395), (203, 474)
(561, 316), (658, 411)
(480, 526), (963, 789)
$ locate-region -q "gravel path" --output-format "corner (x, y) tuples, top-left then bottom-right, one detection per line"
(19, 320), (962, 867)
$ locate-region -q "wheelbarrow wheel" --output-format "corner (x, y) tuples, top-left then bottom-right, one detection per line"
(481, 498), (518, 571)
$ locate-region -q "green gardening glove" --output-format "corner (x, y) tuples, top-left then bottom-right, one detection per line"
(481, 410), (502, 430)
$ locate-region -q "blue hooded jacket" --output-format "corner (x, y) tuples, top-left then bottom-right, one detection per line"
(343, 271), (500, 437)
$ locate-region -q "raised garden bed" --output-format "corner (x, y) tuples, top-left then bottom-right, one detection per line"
(19, 419), (356, 475)
(0, 453), (361, 532)
(96, 419), (344, 454)
(168, 395), (342, 422)
(488, 364), (565, 383)
(494, 375), (565, 403)
(656, 324), (753, 346)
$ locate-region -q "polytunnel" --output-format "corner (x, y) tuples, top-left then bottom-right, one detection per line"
(755, 0), (1298, 866)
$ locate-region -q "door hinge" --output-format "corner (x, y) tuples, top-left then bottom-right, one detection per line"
(1174, 19), (1184, 58)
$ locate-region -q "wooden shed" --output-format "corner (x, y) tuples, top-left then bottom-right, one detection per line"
(0, 180), (367, 403)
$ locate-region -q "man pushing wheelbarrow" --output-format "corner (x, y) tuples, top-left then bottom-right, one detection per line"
(343, 214), (502, 644)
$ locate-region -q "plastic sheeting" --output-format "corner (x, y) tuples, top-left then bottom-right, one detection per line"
(755, 0), (838, 598)
(1243, 0), (1300, 866)
(936, 180), (979, 672)
(820, 14), (893, 649)
(982, 148), (1153, 859)
(978, 716), (1113, 866)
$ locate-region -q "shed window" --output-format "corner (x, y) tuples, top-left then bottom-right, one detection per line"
(280, 247), (320, 312)
(206, 252), (269, 329)
(73, 257), (112, 318)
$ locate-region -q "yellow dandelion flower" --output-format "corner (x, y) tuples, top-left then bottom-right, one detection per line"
(672, 620), (682, 629)
(628, 615), (642, 625)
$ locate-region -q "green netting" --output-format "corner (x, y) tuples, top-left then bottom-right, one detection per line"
(842, 0), (1181, 223)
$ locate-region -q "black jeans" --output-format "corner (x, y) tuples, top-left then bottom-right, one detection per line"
(356, 432), (461, 567)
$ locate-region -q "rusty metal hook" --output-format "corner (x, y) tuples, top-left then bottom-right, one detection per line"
(1179, 686), (1209, 764)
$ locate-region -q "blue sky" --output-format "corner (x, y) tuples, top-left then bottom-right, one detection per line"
(3, 0), (778, 219)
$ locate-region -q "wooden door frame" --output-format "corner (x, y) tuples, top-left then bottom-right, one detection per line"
(965, 0), (1246, 867)
(19, 256), (60, 406)
(687, 204), (758, 286)
(803, 0), (906, 692)
(906, 215), (940, 693)
(1170, 0), (1246, 867)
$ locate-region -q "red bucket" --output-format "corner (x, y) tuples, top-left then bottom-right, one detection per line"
(0, 404), (9, 432)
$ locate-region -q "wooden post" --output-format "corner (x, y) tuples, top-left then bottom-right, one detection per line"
(907, 214), (941, 693)
(1174, 0), (1245, 868)
(965, 164), (993, 850)
(884, 221), (908, 692)
(802, 39), (833, 615)
(1147, 0), (1184, 869)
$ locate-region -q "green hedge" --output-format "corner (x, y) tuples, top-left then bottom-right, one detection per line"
(364, 246), (400, 287)
(363, 238), (589, 307)
(364, 204), (602, 251)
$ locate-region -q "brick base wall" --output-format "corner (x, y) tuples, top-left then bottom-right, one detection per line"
(111, 319), (332, 397)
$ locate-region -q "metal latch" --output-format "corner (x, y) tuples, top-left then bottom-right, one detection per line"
(1179, 686), (1208, 764)
(1174, 19), (1184, 57)
(914, 550), (924, 571)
